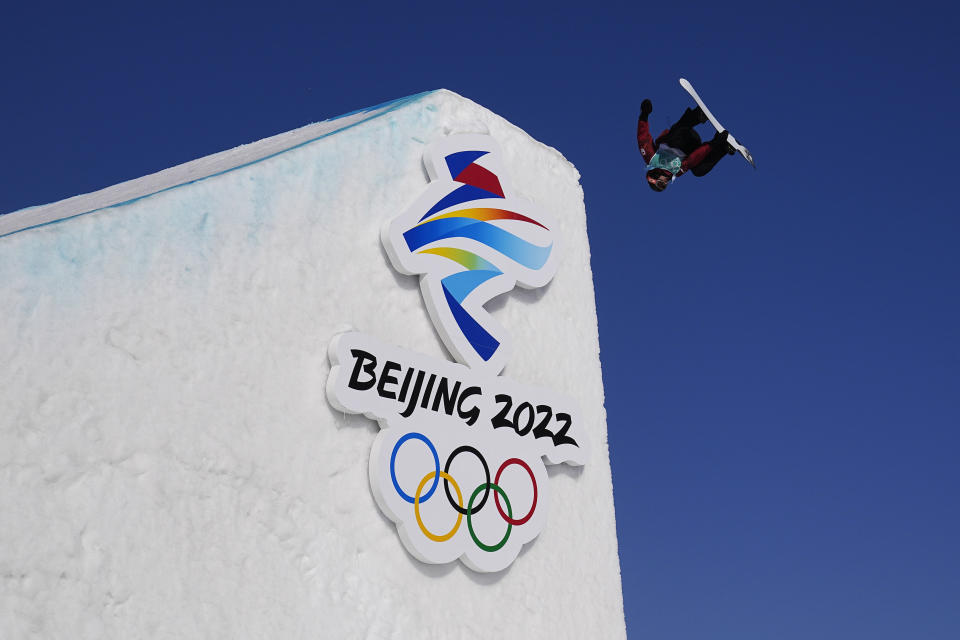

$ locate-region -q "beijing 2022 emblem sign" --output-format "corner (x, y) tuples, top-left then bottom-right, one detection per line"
(326, 134), (588, 573)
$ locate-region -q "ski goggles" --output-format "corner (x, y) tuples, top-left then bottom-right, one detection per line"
(646, 168), (673, 191)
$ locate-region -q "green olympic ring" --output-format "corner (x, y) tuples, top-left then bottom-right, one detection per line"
(467, 482), (512, 552)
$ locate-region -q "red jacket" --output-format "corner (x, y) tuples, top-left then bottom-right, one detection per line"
(637, 118), (713, 177)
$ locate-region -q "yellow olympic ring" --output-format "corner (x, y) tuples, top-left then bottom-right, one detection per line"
(415, 471), (463, 542)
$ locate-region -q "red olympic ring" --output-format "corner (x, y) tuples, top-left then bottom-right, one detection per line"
(494, 458), (537, 525)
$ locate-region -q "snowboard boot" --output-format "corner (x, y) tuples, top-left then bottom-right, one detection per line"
(692, 106), (708, 125)
(712, 130), (736, 155)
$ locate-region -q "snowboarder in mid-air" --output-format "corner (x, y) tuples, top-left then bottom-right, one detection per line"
(638, 98), (736, 192)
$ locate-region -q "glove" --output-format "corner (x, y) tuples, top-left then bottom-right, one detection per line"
(640, 99), (653, 121)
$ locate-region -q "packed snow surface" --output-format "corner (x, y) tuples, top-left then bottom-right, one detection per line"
(0, 89), (624, 638)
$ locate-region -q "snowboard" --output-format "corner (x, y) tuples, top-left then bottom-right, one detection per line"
(679, 78), (756, 168)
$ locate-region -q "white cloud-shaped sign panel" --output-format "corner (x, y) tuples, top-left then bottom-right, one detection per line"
(327, 332), (588, 573)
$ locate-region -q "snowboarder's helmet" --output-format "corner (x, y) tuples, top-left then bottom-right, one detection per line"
(646, 168), (672, 192)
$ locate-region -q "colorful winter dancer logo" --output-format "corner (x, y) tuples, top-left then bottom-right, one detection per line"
(383, 134), (559, 374)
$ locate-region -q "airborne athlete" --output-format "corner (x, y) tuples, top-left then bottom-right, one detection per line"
(639, 78), (755, 193)
(637, 99), (735, 192)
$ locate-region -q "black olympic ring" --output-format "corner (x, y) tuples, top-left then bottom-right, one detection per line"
(443, 445), (490, 515)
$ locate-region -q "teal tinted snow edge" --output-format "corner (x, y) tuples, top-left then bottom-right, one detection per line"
(0, 90), (438, 239)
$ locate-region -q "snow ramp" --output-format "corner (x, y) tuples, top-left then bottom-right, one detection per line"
(0, 89), (625, 639)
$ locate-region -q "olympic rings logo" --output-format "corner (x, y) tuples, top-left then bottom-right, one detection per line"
(389, 432), (538, 552)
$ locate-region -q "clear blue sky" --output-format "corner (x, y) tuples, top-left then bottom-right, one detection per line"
(3, 1), (958, 637)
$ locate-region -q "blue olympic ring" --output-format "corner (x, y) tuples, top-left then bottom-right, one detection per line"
(390, 432), (440, 503)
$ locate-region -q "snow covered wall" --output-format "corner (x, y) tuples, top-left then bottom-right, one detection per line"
(0, 90), (625, 638)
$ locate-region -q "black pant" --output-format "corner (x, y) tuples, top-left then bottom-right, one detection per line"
(690, 143), (728, 177)
(661, 107), (728, 178)
(659, 108), (704, 154)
